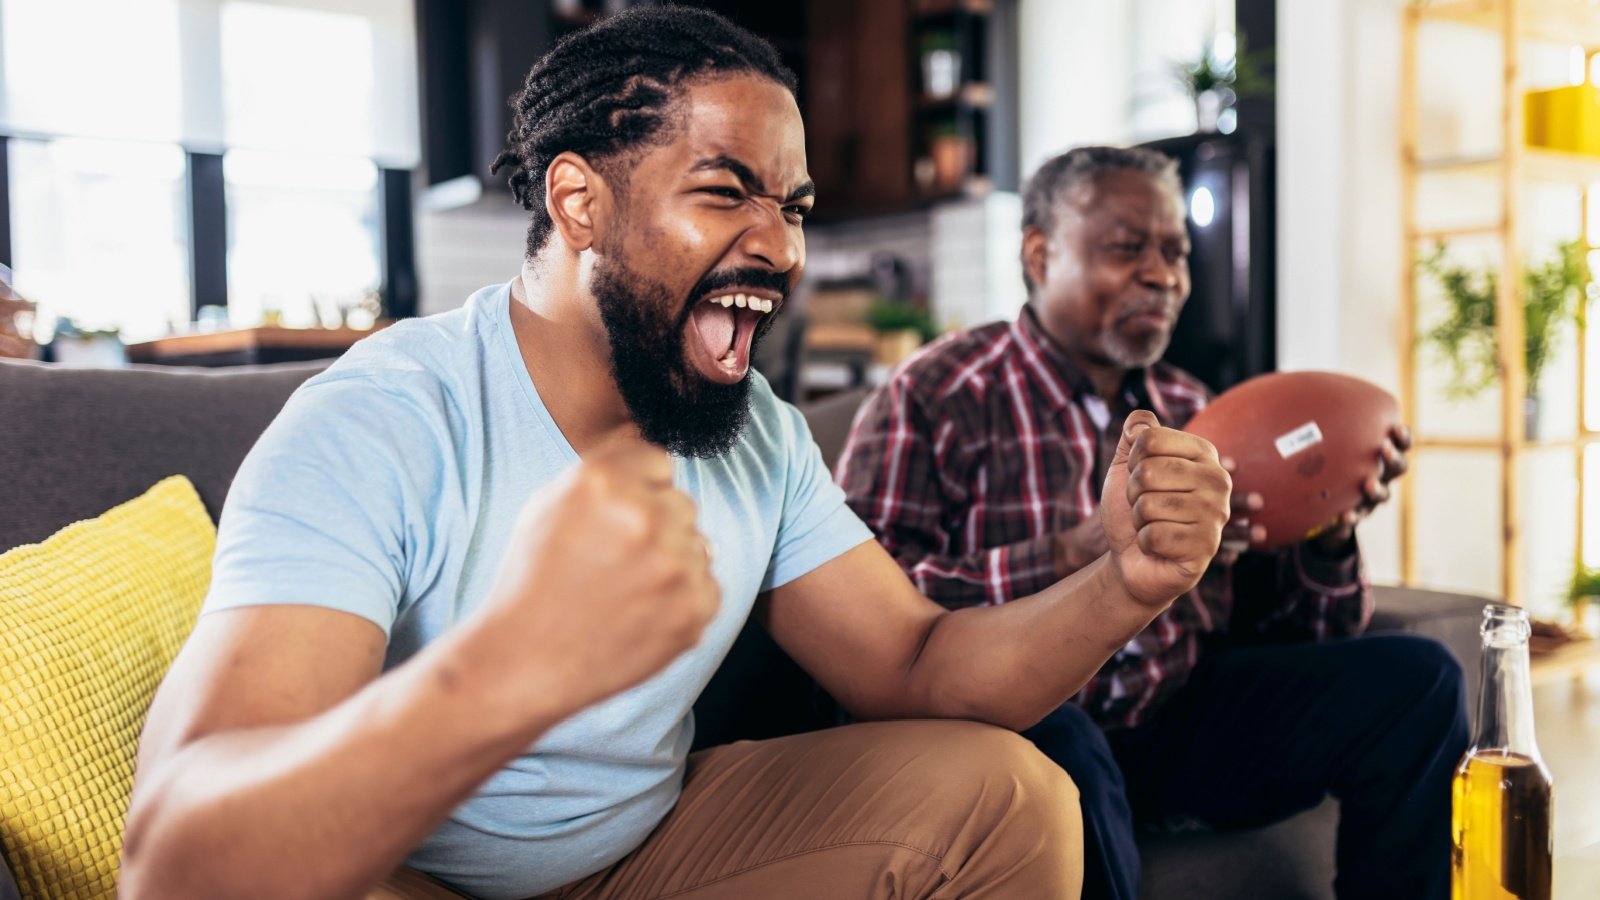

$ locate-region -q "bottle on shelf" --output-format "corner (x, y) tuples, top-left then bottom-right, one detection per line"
(1451, 604), (1553, 900)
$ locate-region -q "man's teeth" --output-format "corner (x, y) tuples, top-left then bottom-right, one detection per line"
(705, 293), (773, 313)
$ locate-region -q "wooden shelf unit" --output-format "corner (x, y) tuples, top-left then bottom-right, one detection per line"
(1415, 148), (1600, 183)
(1415, 0), (1600, 49)
(1401, 0), (1600, 609)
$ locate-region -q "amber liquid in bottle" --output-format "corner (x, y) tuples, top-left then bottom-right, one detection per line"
(1451, 606), (1553, 900)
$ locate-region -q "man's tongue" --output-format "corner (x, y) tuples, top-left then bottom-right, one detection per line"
(690, 301), (737, 361)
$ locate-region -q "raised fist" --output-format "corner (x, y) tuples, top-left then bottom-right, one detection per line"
(1099, 410), (1230, 609)
(483, 439), (721, 716)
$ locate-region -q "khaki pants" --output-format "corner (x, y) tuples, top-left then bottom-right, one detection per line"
(372, 719), (1082, 899)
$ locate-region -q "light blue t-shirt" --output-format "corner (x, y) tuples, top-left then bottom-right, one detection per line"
(203, 281), (873, 898)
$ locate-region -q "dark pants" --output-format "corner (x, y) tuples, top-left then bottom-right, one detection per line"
(1021, 634), (1469, 900)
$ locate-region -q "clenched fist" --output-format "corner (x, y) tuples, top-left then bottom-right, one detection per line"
(480, 439), (720, 719)
(1099, 410), (1230, 609)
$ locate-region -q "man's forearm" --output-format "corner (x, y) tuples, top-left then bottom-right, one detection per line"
(901, 555), (1159, 731)
(120, 625), (574, 900)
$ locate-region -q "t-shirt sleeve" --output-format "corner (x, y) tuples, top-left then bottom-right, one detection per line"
(202, 373), (439, 637)
(761, 400), (875, 592)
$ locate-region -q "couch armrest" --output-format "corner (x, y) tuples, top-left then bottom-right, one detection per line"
(1370, 584), (1491, 709)
(798, 387), (871, 473)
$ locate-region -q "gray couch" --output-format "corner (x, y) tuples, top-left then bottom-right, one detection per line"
(0, 359), (1489, 899)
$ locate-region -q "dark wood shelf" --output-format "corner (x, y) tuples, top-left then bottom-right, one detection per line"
(125, 325), (387, 367)
(911, 0), (993, 18)
(912, 176), (993, 204)
(916, 82), (994, 112)
(803, 0), (1014, 217)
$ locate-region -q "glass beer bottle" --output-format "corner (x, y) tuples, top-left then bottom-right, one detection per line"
(1451, 604), (1553, 900)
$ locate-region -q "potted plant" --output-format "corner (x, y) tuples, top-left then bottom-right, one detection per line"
(865, 299), (939, 367)
(1415, 238), (1587, 438)
(926, 118), (973, 193)
(1566, 565), (1600, 637)
(919, 28), (960, 100)
(1173, 32), (1272, 132)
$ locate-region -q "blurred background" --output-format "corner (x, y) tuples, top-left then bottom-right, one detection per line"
(3, 0), (1600, 643)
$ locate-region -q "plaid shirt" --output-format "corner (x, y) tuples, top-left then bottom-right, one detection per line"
(836, 307), (1372, 729)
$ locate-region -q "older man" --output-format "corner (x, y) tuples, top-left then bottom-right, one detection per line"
(838, 146), (1466, 900)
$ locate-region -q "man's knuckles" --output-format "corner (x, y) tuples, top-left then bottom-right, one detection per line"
(1128, 456), (1223, 494)
(659, 576), (720, 646)
(1137, 520), (1219, 561)
(1130, 491), (1190, 524)
(637, 538), (714, 587)
(568, 480), (692, 543)
(1129, 426), (1219, 464)
(656, 489), (701, 531)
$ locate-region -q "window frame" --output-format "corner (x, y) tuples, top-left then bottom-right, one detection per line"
(0, 136), (10, 271)
(0, 141), (416, 327)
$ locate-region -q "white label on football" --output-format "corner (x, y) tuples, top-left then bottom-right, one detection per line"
(1275, 421), (1324, 459)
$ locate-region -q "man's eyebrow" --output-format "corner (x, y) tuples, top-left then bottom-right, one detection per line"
(693, 155), (766, 194)
(1106, 219), (1187, 245)
(692, 155), (814, 204)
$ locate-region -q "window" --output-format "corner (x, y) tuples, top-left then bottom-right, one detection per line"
(214, 2), (393, 329)
(224, 150), (380, 328)
(9, 138), (190, 342)
(0, 0), (418, 340)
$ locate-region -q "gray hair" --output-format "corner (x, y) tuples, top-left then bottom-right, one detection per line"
(1020, 146), (1182, 292)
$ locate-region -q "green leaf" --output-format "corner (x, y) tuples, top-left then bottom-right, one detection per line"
(1415, 238), (1588, 399)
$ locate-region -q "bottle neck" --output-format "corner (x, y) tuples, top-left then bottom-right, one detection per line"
(1472, 629), (1541, 758)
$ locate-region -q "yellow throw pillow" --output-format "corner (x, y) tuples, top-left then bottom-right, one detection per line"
(0, 475), (214, 900)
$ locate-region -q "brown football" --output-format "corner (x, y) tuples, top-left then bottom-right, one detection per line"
(1183, 371), (1402, 550)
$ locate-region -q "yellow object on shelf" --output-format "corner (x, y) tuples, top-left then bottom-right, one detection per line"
(1524, 84), (1600, 156)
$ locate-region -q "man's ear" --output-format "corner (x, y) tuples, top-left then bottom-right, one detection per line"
(1021, 226), (1050, 290)
(545, 151), (611, 252)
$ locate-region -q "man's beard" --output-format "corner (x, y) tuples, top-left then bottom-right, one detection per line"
(592, 255), (782, 459)
(1103, 329), (1170, 369)
(1103, 301), (1176, 369)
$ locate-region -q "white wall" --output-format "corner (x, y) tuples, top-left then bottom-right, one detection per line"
(1275, 0), (1352, 375)
(413, 198), (528, 316)
(1018, 0), (1134, 174)
(929, 193), (1026, 332)
(1276, 0), (1410, 585)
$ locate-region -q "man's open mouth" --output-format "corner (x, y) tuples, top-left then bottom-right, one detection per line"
(686, 291), (779, 384)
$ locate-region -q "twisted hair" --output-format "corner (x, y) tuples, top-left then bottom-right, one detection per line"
(1020, 146), (1182, 292)
(491, 5), (797, 258)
